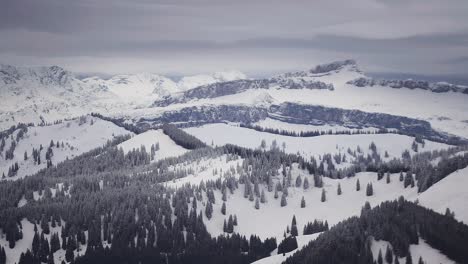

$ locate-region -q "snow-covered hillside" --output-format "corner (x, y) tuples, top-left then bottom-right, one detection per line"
(0, 116), (132, 180)
(117, 59), (468, 139)
(252, 233), (321, 264)
(0, 64), (246, 130)
(177, 70), (247, 90)
(163, 154), (243, 188)
(370, 237), (456, 264)
(417, 166), (468, 224)
(0, 218), (88, 264)
(200, 169), (419, 240)
(254, 118), (381, 134)
(184, 123), (449, 161)
(117, 129), (188, 161)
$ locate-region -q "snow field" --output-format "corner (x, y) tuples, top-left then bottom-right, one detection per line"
(0, 116), (132, 180)
(163, 154), (243, 188)
(199, 164), (419, 241)
(117, 129), (189, 161)
(254, 118), (381, 134)
(0, 219), (87, 264)
(370, 237), (456, 264)
(184, 123), (449, 162)
(251, 233), (321, 264)
(417, 166), (468, 224)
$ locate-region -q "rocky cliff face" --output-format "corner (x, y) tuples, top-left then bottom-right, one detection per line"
(347, 77), (468, 94)
(153, 78), (334, 107)
(127, 102), (464, 144)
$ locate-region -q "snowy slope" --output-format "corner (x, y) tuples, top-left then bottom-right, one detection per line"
(0, 64), (247, 130)
(254, 118), (380, 133)
(416, 166), (468, 224)
(0, 116), (132, 180)
(163, 154), (243, 188)
(119, 60), (468, 139)
(184, 123), (449, 161)
(117, 129), (188, 161)
(251, 233), (321, 264)
(82, 73), (180, 105)
(177, 70), (247, 90)
(200, 168), (419, 240)
(370, 237), (456, 264)
(0, 218), (88, 264)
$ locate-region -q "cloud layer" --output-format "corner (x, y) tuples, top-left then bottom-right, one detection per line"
(1, 0), (467, 76)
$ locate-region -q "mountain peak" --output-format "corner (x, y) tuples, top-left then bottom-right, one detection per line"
(309, 59), (360, 74)
(177, 70), (247, 91)
(0, 64), (74, 86)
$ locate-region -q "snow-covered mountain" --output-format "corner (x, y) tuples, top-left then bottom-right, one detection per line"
(129, 60), (468, 140)
(0, 64), (247, 130)
(2, 59), (468, 141)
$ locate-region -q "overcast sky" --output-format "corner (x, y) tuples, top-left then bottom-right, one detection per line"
(1, 0), (468, 77)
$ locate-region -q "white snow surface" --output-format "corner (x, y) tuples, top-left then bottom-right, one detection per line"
(163, 154), (243, 188)
(120, 61), (468, 139)
(371, 237), (456, 264)
(0, 116), (132, 180)
(254, 118), (380, 133)
(0, 64), (246, 130)
(117, 129), (188, 161)
(0, 219), (87, 264)
(417, 166), (468, 224)
(177, 70), (247, 91)
(251, 233), (321, 264)
(201, 167), (419, 241)
(184, 123), (449, 161)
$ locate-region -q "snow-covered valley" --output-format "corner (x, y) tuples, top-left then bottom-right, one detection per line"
(0, 60), (467, 264)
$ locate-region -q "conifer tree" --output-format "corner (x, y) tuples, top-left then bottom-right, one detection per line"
(377, 249), (383, 264)
(227, 215), (234, 233)
(221, 202), (226, 215)
(405, 253), (413, 264)
(280, 194), (287, 207)
(0, 246), (6, 264)
(303, 177), (309, 190)
(366, 183), (373, 196)
(337, 183), (342, 195)
(260, 190), (266, 203)
(295, 176), (302, 188)
(222, 188), (227, 202)
(385, 245), (393, 264)
(417, 256), (424, 264)
(205, 201), (213, 220)
(233, 214), (238, 226)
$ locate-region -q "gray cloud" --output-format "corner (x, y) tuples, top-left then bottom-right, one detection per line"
(1, 0), (467, 76)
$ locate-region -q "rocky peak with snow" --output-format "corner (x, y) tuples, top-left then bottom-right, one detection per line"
(0, 63), (249, 129)
(278, 59), (361, 79)
(0, 64), (75, 87)
(178, 70), (247, 90)
(347, 77), (468, 94)
(310, 59), (360, 74)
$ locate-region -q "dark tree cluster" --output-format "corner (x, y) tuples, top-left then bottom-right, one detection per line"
(240, 123), (398, 138)
(284, 198), (468, 264)
(162, 123), (207, 149)
(303, 220), (329, 235)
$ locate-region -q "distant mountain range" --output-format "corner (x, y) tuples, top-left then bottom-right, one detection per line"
(1, 60), (468, 140)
